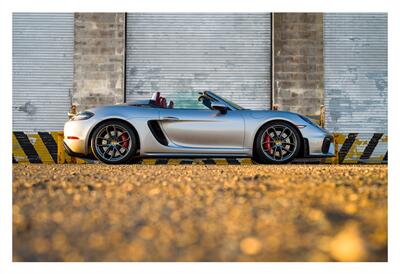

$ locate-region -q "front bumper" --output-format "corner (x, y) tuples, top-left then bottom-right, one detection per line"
(302, 136), (334, 158)
(299, 125), (335, 158)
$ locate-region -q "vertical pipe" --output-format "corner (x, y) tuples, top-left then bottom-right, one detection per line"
(123, 13), (128, 103)
(57, 132), (65, 164)
(271, 13), (275, 110)
(333, 133), (339, 164)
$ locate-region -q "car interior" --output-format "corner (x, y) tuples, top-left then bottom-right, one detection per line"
(151, 92), (174, 109)
(149, 91), (217, 110)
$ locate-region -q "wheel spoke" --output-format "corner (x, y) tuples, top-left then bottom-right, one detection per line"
(118, 137), (130, 144)
(103, 146), (111, 158)
(270, 127), (279, 138)
(279, 127), (287, 138)
(115, 144), (125, 154)
(98, 144), (110, 147)
(282, 141), (294, 146)
(113, 125), (118, 137)
(119, 131), (128, 137)
(106, 126), (112, 138)
(285, 131), (293, 139)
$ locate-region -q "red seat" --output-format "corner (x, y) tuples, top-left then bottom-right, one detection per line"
(151, 92), (173, 108)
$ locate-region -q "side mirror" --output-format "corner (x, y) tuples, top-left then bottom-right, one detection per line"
(211, 102), (228, 114)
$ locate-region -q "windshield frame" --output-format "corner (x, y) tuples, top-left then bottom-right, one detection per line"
(203, 91), (244, 110)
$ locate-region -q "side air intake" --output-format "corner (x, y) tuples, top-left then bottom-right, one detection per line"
(147, 120), (168, 146)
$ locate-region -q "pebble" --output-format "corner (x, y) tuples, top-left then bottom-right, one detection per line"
(13, 164), (387, 262)
(240, 237), (262, 255)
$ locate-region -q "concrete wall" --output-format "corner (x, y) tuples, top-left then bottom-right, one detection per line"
(72, 13), (125, 112)
(273, 13), (324, 115)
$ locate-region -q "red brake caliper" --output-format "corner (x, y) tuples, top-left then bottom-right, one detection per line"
(264, 134), (272, 154)
(121, 133), (129, 148)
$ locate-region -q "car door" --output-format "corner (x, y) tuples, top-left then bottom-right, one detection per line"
(158, 108), (245, 149)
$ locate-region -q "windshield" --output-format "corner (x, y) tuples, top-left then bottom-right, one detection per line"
(218, 95), (244, 110)
(206, 91), (244, 110)
(146, 90), (245, 110)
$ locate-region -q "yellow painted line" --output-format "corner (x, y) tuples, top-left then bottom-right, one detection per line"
(240, 158), (254, 165)
(167, 159), (181, 165)
(342, 159), (358, 164)
(366, 157), (384, 164)
(12, 133), (29, 163)
(75, 157), (87, 164)
(31, 133), (55, 163)
(322, 157), (334, 164)
(142, 159), (157, 165)
(192, 159), (205, 165)
(214, 159), (229, 165)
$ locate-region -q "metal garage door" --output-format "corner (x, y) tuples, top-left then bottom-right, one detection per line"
(324, 13), (387, 133)
(126, 13), (271, 109)
(13, 13), (74, 132)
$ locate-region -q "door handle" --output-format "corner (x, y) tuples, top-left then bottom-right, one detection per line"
(161, 116), (179, 121)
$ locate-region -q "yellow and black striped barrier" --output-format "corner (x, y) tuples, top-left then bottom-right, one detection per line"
(324, 133), (388, 164)
(12, 131), (387, 165)
(12, 131), (87, 164)
(12, 131), (59, 164)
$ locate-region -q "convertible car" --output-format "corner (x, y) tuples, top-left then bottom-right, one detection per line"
(64, 91), (334, 164)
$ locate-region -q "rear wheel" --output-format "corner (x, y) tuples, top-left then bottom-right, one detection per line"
(253, 121), (301, 164)
(91, 121), (137, 164)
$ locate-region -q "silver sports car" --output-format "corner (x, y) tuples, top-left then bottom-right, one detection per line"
(64, 91), (334, 164)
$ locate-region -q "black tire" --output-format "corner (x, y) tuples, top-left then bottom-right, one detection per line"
(90, 120), (137, 164)
(253, 121), (301, 164)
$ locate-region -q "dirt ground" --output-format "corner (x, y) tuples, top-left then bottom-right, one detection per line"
(12, 164), (387, 262)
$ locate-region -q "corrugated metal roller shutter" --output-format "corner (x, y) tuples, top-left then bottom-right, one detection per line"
(13, 13), (74, 132)
(324, 13), (387, 133)
(126, 13), (271, 109)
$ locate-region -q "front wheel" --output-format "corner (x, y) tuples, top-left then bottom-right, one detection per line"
(91, 121), (137, 164)
(253, 121), (301, 164)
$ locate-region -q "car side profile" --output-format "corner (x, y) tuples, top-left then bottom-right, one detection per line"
(64, 91), (334, 164)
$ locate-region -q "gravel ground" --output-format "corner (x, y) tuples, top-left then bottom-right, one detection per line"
(13, 164), (387, 262)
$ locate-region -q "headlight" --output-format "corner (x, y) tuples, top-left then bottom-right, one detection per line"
(71, 111), (94, 121)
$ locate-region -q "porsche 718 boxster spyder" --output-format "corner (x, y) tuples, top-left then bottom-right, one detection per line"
(64, 91), (334, 164)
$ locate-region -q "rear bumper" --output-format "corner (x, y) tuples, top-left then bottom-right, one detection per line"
(64, 119), (94, 155)
(63, 141), (89, 158)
